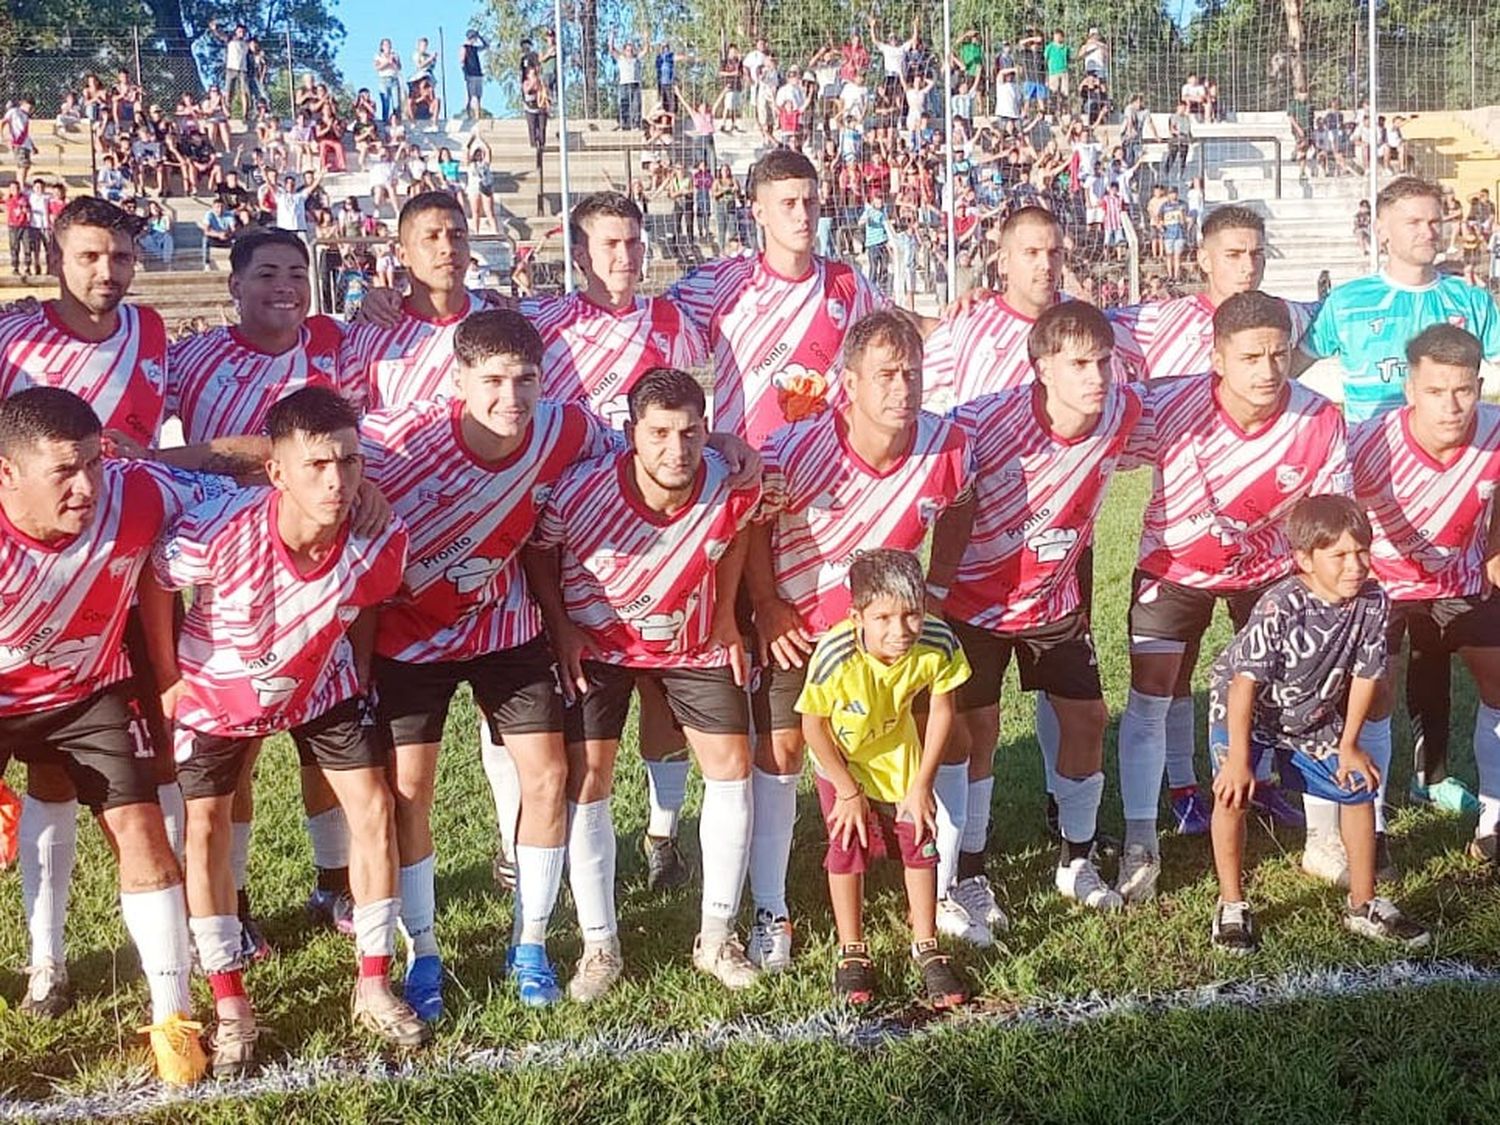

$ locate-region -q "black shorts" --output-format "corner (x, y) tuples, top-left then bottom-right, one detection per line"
(124, 603), (180, 764)
(375, 635), (564, 747)
(948, 612), (1102, 709)
(1127, 569), (1272, 646)
(1389, 595), (1500, 654)
(565, 661), (748, 744)
(1, 684), (157, 813)
(176, 695), (387, 800)
(750, 657), (808, 734)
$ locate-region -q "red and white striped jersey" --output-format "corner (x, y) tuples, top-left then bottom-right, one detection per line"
(521, 292), (709, 429)
(760, 409), (973, 633)
(950, 383), (1146, 631)
(361, 398), (621, 663)
(1351, 405), (1500, 601)
(339, 290), (495, 412)
(0, 302), (168, 446)
(668, 254), (887, 447)
(0, 462), (228, 718)
(1107, 293), (1319, 382)
(165, 317), (350, 443)
(532, 451), (760, 668)
(1129, 376), (1351, 591)
(153, 488), (407, 738)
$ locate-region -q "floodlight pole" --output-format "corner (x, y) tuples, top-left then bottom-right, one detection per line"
(554, 0), (574, 291)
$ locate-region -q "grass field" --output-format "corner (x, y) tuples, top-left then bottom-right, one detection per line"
(4, 471), (1500, 1123)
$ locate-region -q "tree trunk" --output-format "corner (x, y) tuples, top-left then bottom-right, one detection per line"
(743, 0), (764, 41)
(1283, 0), (1308, 99)
(579, 0), (599, 118)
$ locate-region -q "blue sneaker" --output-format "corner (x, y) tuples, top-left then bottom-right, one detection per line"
(1250, 783), (1306, 830)
(509, 943), (562, 1007)
(1410, 776), (1481, 816)
(403, 954), (445, 1022)
(1170, 788), (1212, 836)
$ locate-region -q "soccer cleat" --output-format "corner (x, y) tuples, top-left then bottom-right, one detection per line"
(1409, 776), (1480, 817)
(1468, 833), (1500, 865)
(509, 943), (563, 1007)
(568, 938), (624, 1004)
(1343, 896), (1432, 950)
(952, 874), (1010, 933)
(208, 1015), (259, 1079)
(351, 984), (431, 1047)
(138, 1012), (209, 1086)
(747, 909), (794, 972)
(0, 779), (20, 868)
(912, 939), (968, 1009)
(306, 888), (355, 936)
(1250, 784), (1306, 830)
(1211, 900), (1260, 956)
(692, 933), (760, 990)
(238, 915), (273, 964)
(1116, 843), (1161, 904)
(833, 942), (877, 1006)
(20, 960), (71, 1019)
(1301, 834), (1351, 888)
(492, 843), (517, 893)
(936, 894), (993, 947)
(643, 833), (691, 893)
(403, 954), (445, 1022)
(1170, 789), (1212, 836)
(1055, 856), (1124, 911)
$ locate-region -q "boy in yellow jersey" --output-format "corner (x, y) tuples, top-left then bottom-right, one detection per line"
(797, 549), (972, 1009)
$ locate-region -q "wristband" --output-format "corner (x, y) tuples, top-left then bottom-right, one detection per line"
(836, 787), (863, 802)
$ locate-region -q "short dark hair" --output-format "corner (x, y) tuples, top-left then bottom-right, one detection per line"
(51, 195), (144, 252)
(747, 149), (817, 198)
(1200, 205), (1265, 242)
(453, 309), (544, 370)
(1376, 175), (1442, 216)
(999, 205), (1061, 245)
(1286, 494), (1372, 553)
(230, 227), (310, 274)
(1028, 301), (1114, 365)
(398, 190), (468, 240)
(569, 191), (643, 248)
(1213, 290), (1291, 343)
(848, 548), (926, 612)
(844, 310), (923, 372)
(0, 388), (102, 457)
(627, 367), (705, 422)
(265, 386), (359, 444)
(1406, 323), (1482, 373)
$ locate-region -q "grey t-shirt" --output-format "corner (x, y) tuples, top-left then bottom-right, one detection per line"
(1209, 576), (1387, 758)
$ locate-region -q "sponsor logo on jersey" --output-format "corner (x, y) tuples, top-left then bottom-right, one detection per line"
(1276, 464), (1306, 491)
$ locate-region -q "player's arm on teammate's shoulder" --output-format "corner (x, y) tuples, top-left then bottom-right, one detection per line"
(926, 493), (975, 611)
(349, 478), (394, 538)
(141, 434), (272, 481)
(801, 707), (870, 849)
(520, 544), (590, 701)
(708, 530), (751, 686)
(705, 431), (762, 489)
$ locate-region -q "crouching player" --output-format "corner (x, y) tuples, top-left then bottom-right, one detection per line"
(144, 387), (427, 1074)
(1207, 495), (1431, 954)
(799, 549), (972, 1008)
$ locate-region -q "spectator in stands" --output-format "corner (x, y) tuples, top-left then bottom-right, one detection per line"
(200, 84), (233, 152)
(1044, 29), (1071, 103)
(217, 168), (256, 212)
(110, 69), (141, 133)
(141, 198), (175, 264)
(82, 75), (108, 137)
(1387, 114), (1410, 173)
(464, 134), (498, 234)
(1160, 185), (1189, 281)
(407, 79), (440, 129)
(1181, 73), (1208, 120)
(131, 121), (167, 196)
(179, 127), (222, 196)
(5, 180), (34, 277)
(374, 39), (403, 122)
(1164, 99), (1192, 180)
(609, 34), (644, 131)
(1016, 29), (1049, 113)
(270, 167), (324, 235)
(96, 153), (130, 203)
(1472, 189), (1494, 238)
(247, 38), (269, 110)
(692, 159), (713, 241)
(54, 93), (83, 137)
(1081, 28), (1109, 81)
(315, 107), (346, 172)
(461, 29), (490, 121)
(654, 39), (678, 115)
(4, 98), (36, 180)
(201, 196), (239, 266)
(1204, 78), (1220, 123)
(522, 66), (549, 155)
(1354, 198), (1372, 257)
(717, 44), (745, 133)
(870, 15), (919, 102)
(352, 104), (381, 170)
(210, 21), (252, 118)
(1078, 72), (1110, 128)
(712, 164), (742, 253)
(1102, 181), (1126, 260)
(859, 192), (891, 289)
(410, 36), (438, 94)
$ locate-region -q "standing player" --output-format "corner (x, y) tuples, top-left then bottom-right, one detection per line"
(930, 303), (1142, 931)
(747, 311), (973, 965)
(529, 367), (761, 999)
(1115, 292), (1351, 904)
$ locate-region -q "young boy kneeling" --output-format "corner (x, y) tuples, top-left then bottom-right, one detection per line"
(1208, 495), (1431, 954)
(798, 549), (972, 1007)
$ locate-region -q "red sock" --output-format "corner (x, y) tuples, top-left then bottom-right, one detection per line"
(208, 969), (246, 1003)
(359, 954), (391, 980)
(1170, 785), (1197, 800)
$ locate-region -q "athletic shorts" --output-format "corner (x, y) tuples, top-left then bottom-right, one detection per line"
(948, 612), (1102, 708)
(1388, 595), (1500, 654)
(1128, 569), (1273, 647)
(1208, 723), (1375, 806)
(175, 695), (387, 800)
(565, 661), (748, 744)
(815, 772), (938, 875)
(1164, 237), (1187, 254)
(750, 656), (808, 734)
(1023, 81), (1048, 103)
(1, 684), (157, 813)
(375, 635), (564, 746)
(124, 603), (180, 767)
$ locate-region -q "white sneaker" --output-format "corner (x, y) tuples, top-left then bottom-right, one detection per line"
(747, 910), (794, 972)
(1056, 856), (1124, 912)
(1301, 833), (1350, 888)
(692, 933), (760, 990)
(1116, 843), (1161, 904)
(952, 874), (1010, 933)
(568, 937), (623, 1003)
(936, 894), (993, 947)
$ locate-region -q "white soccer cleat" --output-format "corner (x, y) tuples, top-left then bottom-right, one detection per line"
(692, 933), (761, 991)
(952, 874), (1010, 933)
(1116, 843), (1161, 904)
(936, 894), (993, 947)
(747, 910), (794, 972)
(568, 937), (624, 1004)
(1056, 856), (1124, 912)
(1301, 834), (1351, 888)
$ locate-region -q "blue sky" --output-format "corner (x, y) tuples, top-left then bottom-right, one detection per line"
(336, 1), (500, 111)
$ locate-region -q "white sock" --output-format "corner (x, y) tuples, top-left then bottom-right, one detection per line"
(644, 757), (691, 839)
(1035, 695), (1060, 795)
(353, 897), (400, 960)
(1360, 716), (1393, 835)
(749, 767), (797, 919)
(230, 822), (251, 892)
(119, 884), (193, 1022)
(567, 799), (618, 943)
(933, 763), (969, 896)
(962, 776), (994, 856)
(479, 722), (520, 858)
(1118, 690), (1172, 828)
(1165, 697), (1198, 789)
(157, 782), (185, 862)
(512, 844), (565, 946)
(188, 913), (241, 974)
(20, 796), (77, 967)
(1304, 795), (1341, 841)
(306, 806), (350, 870)
(1054, 771), (1105, 844)
(398, 853), (439, 963)
(700, 777), (752, 934)
(1474, 703), (1500, 838)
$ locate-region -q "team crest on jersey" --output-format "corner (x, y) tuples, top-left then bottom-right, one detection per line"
(1480, 481), (1496, 501)
(825, 298), (848, 331)
(1028, 527), (1078, 563)
(311, 354), (335, 375)
(337, 606), (359, 625)
(251, 675), (298, 707)
(107, 557), (132, 579)
(651, 330), (672, 358)
(916, 497), (944, 525)
(704, 537), (730, 562)
(141, 358), (166, 393)
(1275, 465), (1306, 492)
(445, 556), (501, 595)
(532, 484), (554, 508)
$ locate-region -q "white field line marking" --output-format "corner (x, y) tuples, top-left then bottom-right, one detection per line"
(3, 958), (1498, 1122)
